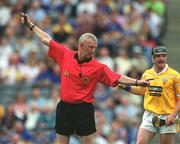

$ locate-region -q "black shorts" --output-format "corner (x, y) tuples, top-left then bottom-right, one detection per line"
(55, 100), (96, 136)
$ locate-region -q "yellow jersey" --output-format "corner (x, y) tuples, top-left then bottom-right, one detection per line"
(141, 65), (180, 114)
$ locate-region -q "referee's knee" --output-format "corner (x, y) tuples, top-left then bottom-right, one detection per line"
(56, 134), (70, 144)
(81, 134), (95, 144)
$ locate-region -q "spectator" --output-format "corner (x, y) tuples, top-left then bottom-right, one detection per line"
(96, 46), (116, 71)
(1, 103), (20, 129)
(13, 91), (28, 123)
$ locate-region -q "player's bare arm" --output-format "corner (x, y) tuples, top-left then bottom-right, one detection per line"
(20, 12), (52, 46)
(117, 84), (145, 96)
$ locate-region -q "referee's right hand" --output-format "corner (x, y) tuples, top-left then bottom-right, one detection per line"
(20, 12), (32, 28)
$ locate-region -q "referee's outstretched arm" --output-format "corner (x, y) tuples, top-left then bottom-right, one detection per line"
(20, 12), (52, 46)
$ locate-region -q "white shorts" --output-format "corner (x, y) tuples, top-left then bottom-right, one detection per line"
(140, 110), (177, 134)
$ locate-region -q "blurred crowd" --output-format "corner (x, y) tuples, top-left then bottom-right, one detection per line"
(0, 0), (168, 143)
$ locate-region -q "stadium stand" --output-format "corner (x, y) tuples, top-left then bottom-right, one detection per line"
(0, 0), (179, 143)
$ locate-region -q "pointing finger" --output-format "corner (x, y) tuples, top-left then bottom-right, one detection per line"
(146, 78), (154, 82)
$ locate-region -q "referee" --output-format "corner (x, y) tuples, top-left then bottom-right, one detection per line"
(20, 12), (150, 144)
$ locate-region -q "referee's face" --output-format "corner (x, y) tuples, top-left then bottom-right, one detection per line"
(80, 38), (97, 59)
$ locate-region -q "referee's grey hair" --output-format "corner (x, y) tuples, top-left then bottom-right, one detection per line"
(78, 33), (97, 44)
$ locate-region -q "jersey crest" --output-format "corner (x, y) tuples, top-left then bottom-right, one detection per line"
(82, 76), (89, 84)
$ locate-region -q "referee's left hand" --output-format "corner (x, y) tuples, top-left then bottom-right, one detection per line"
(136, 79), (153, 87)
